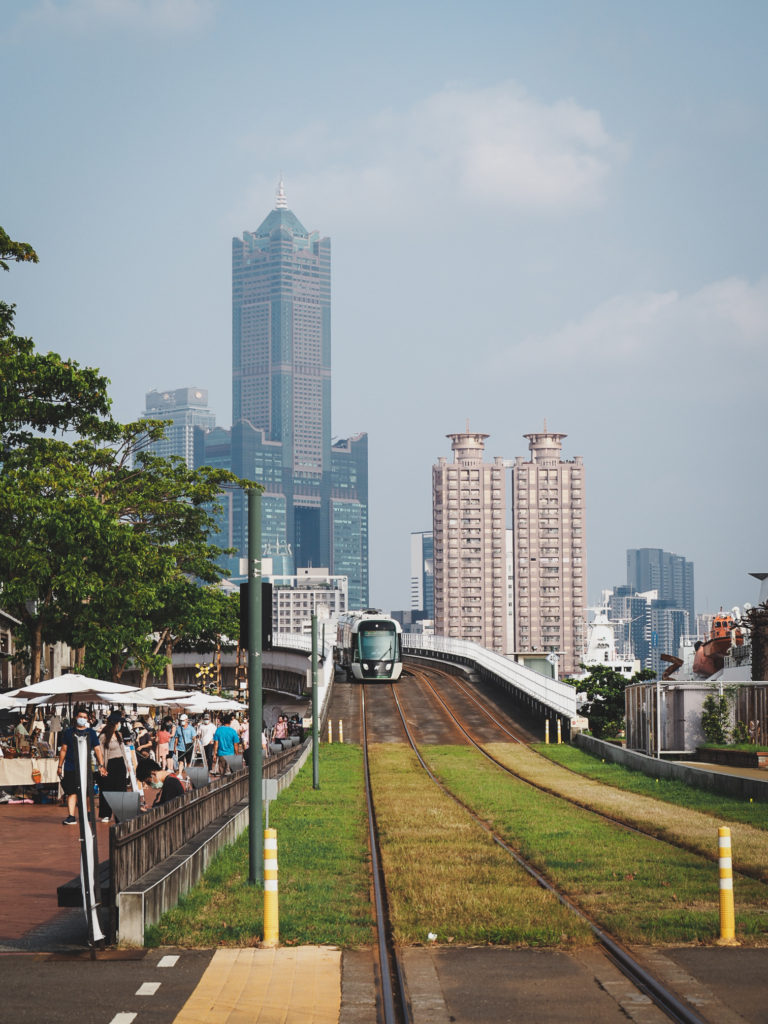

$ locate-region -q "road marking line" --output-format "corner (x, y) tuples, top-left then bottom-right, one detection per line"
(157, 954), (179, 968)
(108, 1014), (137, 1024)
(136, 982), (161, 996)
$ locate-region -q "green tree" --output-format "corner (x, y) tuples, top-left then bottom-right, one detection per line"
(1, 226), (112, 456)
(0, 227), (39, 271)
(701, 692), (731, 744)
(566, 663), (656, 739)
(0, 227), (255, 683)
(0, 421), (247, 683)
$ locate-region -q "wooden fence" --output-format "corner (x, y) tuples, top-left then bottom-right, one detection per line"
(108, 743), (305, 908)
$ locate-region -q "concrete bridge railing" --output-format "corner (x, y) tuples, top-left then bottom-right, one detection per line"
(402, 633), (577, 721)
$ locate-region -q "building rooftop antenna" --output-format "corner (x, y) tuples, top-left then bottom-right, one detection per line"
(276, 174), (287, 209)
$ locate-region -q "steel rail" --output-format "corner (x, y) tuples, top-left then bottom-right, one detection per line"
(387, 680), (710, 1024)
(360, 686), (412, 1024)
(415, 664), (768, 882)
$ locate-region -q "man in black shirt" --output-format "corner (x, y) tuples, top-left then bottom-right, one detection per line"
(136, 759), (186, 804)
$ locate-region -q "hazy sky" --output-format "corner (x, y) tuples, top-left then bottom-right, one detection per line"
(3, 1), (767, 617)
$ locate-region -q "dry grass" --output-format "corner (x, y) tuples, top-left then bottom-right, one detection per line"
(428, 745), (768, 945)
(368, 743), (593, 947)
(485, 744), (768, 881)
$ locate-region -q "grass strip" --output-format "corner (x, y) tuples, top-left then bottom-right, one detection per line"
(368, 743), (593, 947)
(426, 745), (768, 946)
(145, 745), (373, 948)
(501, 743), (768, 880)
(533, 741), (768, 830)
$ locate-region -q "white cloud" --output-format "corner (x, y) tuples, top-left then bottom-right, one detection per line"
(22, 0), (216, 34)
(242, 80), (624, 226)
(514, 276), (768, 373)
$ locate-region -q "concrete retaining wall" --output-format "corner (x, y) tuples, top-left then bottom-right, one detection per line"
(575, 733), (768, 802)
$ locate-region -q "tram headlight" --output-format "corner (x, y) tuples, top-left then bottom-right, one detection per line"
(363, 663), (369, 670)
(385, 663), (392, 671)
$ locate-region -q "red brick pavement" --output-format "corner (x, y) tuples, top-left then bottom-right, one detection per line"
(0, 802), (112, 945)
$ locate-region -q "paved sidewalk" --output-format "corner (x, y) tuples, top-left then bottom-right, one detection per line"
(0, 801), (112, 949)
(173, 947), (342, 1024)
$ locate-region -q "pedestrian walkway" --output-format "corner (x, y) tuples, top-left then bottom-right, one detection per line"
(679, 759), (768, 783)
(172, 946), (341, 1024)
(0, 801), (111, 948)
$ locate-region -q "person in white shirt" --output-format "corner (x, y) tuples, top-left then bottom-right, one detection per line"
(197, 714), (216, 770)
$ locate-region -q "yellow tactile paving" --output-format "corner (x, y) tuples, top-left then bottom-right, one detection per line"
(173, 946), (341, 1024)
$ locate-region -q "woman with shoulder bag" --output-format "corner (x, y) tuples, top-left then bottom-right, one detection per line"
(98, 712), (130, 822)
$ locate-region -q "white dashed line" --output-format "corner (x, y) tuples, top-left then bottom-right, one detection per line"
(108, 1014), (137, 1024)
(136, 982), (161, 996)
(157, 954), (179, 968)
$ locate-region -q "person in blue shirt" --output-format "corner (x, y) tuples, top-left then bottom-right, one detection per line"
(171, 714), (196, 767)
(212, 714), (242, 774)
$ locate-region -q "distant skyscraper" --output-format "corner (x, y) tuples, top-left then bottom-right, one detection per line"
(143, 388), (216, 469)
(410, 531), (434, 621)
(610, 547), (695, 675)
(432, 432), (508, 653)
(227, 182), (368, 605)
(626, 548), (694, 625)
(511, 429), (586, 676)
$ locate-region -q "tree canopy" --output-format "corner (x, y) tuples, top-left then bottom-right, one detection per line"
(566, 663), (656, 739)
(0, 226), (255, 684)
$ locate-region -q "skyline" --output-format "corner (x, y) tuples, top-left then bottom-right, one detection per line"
(3, 2), (768, 616)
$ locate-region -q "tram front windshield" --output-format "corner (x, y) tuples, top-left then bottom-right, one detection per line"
(357, 624), (397, 661)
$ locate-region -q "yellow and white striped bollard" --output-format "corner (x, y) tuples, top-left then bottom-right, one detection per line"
(545, 719), (550, 744)
(263, 828), (279, 947)
(557, 719), (562, 744)
(338, 719), (344, 744)
(716, 826), (739, 945)
(327, 719), (332, 743)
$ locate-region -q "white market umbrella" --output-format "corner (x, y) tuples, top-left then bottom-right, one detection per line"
(102, 686), (196, 706)
(11, 674), (137, 701)
(165, 693), (247, 713)
(206, 697), (247, 711)
(0, 693), (27, 710)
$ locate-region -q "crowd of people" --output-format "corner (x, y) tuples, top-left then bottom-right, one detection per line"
(1, 702), (307, 821)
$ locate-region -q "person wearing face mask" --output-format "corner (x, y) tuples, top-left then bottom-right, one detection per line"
(56, 703), (107, 825)
(135, 758), (185, 804)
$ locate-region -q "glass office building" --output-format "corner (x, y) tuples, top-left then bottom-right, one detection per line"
(225, 182), (368, 606)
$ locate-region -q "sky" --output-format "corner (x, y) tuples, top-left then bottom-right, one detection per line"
(3, 0), (768, 618)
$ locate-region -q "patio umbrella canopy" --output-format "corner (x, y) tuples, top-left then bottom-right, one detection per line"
(9, 674), (138, 701)
(104, 686), (197, 706)
(0, 693), (27, 710)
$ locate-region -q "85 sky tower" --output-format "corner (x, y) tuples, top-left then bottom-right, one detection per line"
(230, 181), (368, 608)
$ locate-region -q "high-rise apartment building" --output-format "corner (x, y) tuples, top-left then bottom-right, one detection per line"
(511, 429), (586, 675)
(143, 388), (216, 469)
(226, 182), (368, 607)
(432, 432), (508, 653)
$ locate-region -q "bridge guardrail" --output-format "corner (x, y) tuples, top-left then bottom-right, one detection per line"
(402, 633), (577, 719)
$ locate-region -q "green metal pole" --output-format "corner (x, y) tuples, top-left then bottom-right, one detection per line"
(248, 488), (263, 886)
(312, 612), (319, 789)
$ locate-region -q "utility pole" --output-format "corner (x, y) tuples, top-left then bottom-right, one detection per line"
(312, 612), (319, 789)
(248, 488), (263, 885)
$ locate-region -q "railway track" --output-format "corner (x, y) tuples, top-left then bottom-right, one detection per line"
(405, 663), (768, 883)
(361, 684), (413, 1024)
(359, 668), (714, 1024)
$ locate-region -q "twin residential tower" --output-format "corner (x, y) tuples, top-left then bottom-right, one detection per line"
(431, 427), (586, 676)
